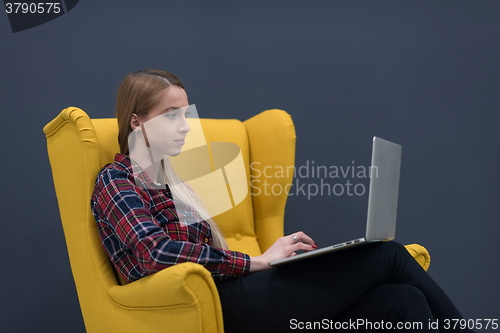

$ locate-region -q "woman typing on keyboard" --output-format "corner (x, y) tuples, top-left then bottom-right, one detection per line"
(91, 69), (473, 332)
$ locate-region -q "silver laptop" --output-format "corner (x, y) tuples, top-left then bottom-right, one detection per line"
(269, 136), (402, 266)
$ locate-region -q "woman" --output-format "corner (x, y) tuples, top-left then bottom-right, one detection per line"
(91, 69), (472, 332)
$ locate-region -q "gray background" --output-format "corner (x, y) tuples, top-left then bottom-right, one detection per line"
(1, 1), (499, 332)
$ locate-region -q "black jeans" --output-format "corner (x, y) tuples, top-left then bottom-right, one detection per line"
(215, 241), (472, 332)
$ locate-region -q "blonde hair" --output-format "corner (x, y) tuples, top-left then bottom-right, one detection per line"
(116, 69), (229, 250)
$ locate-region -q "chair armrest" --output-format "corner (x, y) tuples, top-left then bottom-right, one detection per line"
(404, 243), (431, 271)
(107, 262), (220, 309)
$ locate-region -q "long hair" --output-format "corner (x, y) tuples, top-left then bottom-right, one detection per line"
(115, 69), (229, 250)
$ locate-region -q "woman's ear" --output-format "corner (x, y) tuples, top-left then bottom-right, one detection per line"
(130, 113), (150, 147)
(130, 113), (141, 130)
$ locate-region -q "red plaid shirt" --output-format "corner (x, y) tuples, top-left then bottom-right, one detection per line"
(91, 154), (250, 283)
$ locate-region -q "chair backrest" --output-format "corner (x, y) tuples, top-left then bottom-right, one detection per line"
(43, 106), (296, 324)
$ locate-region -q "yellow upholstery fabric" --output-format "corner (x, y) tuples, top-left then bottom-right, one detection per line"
(44, 107), (430, 333)
(404, 243), (431, 271)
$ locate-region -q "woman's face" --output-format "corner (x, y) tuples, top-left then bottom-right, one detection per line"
(131, 85), (191, 157)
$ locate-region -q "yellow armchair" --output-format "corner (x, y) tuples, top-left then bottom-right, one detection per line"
(43, 107), (430, 333)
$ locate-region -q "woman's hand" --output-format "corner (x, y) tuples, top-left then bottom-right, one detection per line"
(249, 231), (317, 272)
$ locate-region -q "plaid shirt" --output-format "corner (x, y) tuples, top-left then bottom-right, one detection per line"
(91, 154), (250, 283)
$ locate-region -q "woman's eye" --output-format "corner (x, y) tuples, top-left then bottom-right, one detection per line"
(165, 112), (177, 119)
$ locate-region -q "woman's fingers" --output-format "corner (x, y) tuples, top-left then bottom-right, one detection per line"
(291, 241), (316, 253)
(260, 232), (318, 266)
(289, 231), (318, 248)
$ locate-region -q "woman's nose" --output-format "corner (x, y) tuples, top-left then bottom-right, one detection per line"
(179, 118), (190, 133)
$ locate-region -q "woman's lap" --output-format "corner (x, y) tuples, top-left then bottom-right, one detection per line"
(216, 241), (468, 332)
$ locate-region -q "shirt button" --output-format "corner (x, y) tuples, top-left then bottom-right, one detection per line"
(204, 238), (209, 243)
(234, 233), (242, 241)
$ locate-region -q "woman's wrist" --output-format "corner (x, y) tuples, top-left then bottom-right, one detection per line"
(249, 255), (270, 272)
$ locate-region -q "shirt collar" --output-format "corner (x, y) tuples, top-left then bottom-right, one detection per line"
(114, 153), (168, 190)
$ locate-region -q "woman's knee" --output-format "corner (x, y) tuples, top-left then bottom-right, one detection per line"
(379, 240), (406, 252)
(374, 241), (412, 261)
